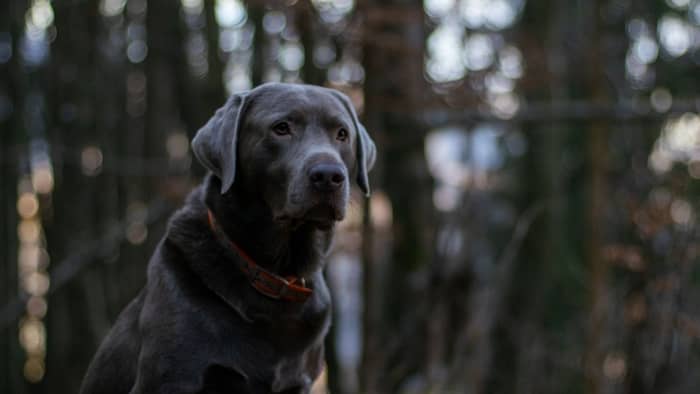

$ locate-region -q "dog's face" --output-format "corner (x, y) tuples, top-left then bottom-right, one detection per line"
(237, 86), (357, 229)
(192, 83), (376, 230)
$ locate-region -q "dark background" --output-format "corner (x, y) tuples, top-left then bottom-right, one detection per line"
(2, 0), (700, 393)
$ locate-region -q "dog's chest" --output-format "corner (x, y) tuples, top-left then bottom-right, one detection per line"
(264, 316), (328, 392)
(205, 299), (330, 392)
(269, 347), (323, 393)
(264, 307), (330, 351)
(207, 334), (325, 393)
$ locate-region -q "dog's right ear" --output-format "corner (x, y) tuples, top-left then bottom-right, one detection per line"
(191, 92), (249, 194)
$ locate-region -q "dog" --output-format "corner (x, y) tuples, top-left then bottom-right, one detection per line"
(80, 82), (376, 393)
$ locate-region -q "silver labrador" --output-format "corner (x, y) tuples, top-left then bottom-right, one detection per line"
(80, 83), (376, 394)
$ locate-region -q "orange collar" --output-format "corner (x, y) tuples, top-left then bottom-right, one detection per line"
(207, 210), (312, 302)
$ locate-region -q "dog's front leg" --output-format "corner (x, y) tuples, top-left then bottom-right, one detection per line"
(128, 353), (203, 394)
(129, 344), (252, 394)
(127, 332), (214, 394)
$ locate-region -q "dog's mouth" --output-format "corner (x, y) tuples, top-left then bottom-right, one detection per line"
(304, 203), (343, 229)
(275, 202), (345, 230)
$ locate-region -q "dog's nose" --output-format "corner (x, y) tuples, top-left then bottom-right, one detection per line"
(309, 163), (346, 192)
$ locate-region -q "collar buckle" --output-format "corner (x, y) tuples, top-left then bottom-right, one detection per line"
(207, 209), (313, 303)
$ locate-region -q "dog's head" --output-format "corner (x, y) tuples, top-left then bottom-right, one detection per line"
(192, 83), (376, 230)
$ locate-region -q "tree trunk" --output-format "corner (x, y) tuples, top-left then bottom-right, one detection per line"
(582, 2), (610, 393)
(44, 1), (102, 393)
(360, 1), (429, 392)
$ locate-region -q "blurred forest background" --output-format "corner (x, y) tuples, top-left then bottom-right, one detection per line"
(2, 0), (700, 393)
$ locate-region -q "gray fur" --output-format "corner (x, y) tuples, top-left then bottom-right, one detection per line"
(80, 83), (375, 394)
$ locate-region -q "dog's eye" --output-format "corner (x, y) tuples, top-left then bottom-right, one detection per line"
(272, 122), (291, 136)
(337, 128), (348, 141)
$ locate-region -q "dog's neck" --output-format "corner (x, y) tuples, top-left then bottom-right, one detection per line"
(204, 176), (332, 278)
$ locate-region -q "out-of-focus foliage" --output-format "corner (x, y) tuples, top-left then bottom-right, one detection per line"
(1, 0), (700, 393)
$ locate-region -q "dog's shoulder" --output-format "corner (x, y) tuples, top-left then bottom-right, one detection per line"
(80, 291), (145, 394)
(164, 183), (209, 247)
(131, 225), (251, 391)
(140, 184), (255, 335)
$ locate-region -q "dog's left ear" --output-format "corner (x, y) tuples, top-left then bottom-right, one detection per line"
(191, 92), (249, 194)
(331, 91), (376, 197)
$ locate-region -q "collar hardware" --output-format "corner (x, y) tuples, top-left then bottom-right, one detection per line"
(207, 209), (312, 303)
